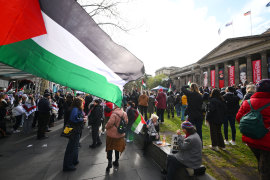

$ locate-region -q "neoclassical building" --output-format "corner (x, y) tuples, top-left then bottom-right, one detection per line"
(170, 29), (270, 90)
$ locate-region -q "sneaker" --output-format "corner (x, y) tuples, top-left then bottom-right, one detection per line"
(230, 140), (236, 146)
(126, 139), (130, 143)
(13, 130), (20, 133)
(209, 145), (219, 151)
(224, 140), (230, 145)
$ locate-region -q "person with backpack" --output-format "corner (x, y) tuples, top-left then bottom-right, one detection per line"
(236, 79), (270, 180)
(223, 86), (240, 145)
(88, 99), (103, 148)
(206, 89), (226, 150)
(105, 106), (128, 172)
(126, 101), (138, 142)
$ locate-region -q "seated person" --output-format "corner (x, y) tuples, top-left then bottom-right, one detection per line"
(143, 114), (160, 152)
(163, 121), (202, 180)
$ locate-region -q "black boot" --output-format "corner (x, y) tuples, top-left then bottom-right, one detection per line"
(106, 161), (112, 172)
(113, 160), (119, 167)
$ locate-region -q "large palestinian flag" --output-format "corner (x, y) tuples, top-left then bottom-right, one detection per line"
(0, 0), (144, 107)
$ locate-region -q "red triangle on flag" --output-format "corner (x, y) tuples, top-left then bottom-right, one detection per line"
(0, 0), (47, 45)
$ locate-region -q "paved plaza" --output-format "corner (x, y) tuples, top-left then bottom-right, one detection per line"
(0, 120), (163, 180)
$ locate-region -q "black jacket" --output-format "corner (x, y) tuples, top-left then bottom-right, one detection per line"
(206, 98), (226, 124)
(127, 107), (137, 129)
(88, 105), (103, 126)
(223, 92), (240, 116)
(38, 98), (51, 113)
(181, 86), (203, 119)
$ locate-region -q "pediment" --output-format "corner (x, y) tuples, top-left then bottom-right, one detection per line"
(200, 35), (270, 61)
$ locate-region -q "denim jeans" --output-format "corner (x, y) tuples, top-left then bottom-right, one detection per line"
(63, 133), (80, 170)
(223, 115), (236, 141)
(175, 104), (181, 117)
(181, 105), (187, 121)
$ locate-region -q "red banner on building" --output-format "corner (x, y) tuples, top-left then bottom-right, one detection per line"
(211, 70), (215, 88)
(253, 60), (261, 84)
(228, 66), (235, 86)
(219, 68), (224, 88)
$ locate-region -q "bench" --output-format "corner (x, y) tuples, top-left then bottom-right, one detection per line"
(134, 134), (215, 180)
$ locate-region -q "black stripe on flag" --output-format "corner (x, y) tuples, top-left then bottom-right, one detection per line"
(39, 0), (144, 81)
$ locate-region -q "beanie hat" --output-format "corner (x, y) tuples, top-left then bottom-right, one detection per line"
(256, 79), (270, 92)
(181, 121), (194, 129)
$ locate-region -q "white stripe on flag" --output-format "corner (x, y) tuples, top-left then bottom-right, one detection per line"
(32, 12), (126, 90)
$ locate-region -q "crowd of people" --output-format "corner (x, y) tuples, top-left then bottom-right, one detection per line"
(0, 79), (270, 180)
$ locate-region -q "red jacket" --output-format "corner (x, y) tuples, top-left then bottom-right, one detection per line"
(104, 102), (113, 117)
(156, 92), (167, 109)
(236, 92), (270, 151)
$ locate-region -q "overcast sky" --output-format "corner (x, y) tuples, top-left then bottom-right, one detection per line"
(83, 0), (270, 76)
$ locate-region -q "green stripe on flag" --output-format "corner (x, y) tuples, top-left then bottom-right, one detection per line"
(0, 39), (123, 106)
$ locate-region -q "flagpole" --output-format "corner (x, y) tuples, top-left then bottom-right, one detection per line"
(250, 10), (252, 35)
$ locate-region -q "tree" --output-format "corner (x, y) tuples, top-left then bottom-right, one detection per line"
(77, 0), (133, 33)
(147, 74), (168, 90)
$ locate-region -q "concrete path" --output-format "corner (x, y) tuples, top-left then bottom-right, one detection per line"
(0, 120), (163, 180)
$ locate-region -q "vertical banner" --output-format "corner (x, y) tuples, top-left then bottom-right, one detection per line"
(228, 66), (235, 86)
(239, 64), (247, 85)
(211, 70), (215, 88)
(203, 72), (208, 87)
(218, 68), (224, 88)
(253, 60), (262, 84)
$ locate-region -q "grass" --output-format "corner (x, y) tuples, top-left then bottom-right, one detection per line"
(156, 112), (258, 180)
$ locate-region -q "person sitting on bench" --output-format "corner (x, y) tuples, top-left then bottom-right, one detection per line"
(163, 121), (202, 180)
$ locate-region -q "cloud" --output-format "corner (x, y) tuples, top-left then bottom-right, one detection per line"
(84, 0), (270, 76)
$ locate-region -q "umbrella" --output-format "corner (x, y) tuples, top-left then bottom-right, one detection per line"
(151, 85), (168, 91)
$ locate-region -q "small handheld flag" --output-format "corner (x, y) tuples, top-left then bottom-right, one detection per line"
(131, 113), (146, 134)
(188, 81), (191, 87)
(142, 79), (146, 89)
(168, 84), (171, 92)
(225, 21), (233, 27)
(244, 11), (251, 16)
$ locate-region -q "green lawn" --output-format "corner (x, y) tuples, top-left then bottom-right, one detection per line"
(157, 112), (258, 180)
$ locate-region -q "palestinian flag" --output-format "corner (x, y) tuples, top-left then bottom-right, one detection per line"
(168, 84), (171, 92)
(22, 103), (37, 117)
(0, 0), (144, 107)
(131, 113), (146, 134)
(188, 81), (191, 87)
(142, 79), (146, 89)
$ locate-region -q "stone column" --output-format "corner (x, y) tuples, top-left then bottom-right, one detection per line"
(207, 66), (211, 88)
(224, 62), (228, 87)
(261, 51), (268, 79)
(246, 55), (252, 83)
(235, 60), (240, 86)
(215, 64), (219, 88)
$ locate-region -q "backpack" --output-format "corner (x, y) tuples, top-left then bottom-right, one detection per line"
(239, 100), (270, 139)
(115, 113), (127, 134)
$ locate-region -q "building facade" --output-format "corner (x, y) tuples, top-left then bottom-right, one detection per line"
(155, 66), (178, 76)
(170, 32), (270, 90)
